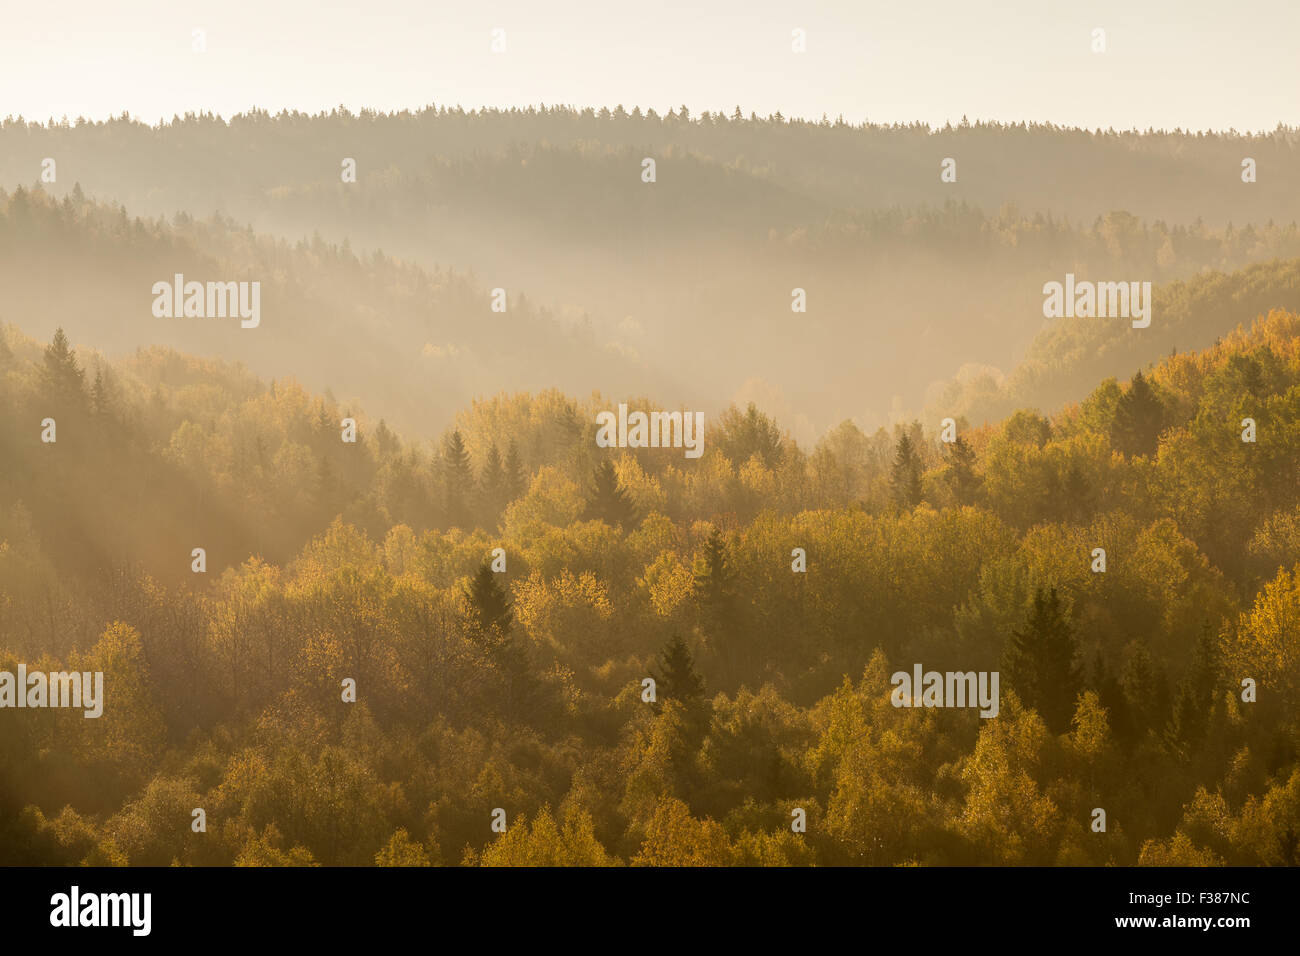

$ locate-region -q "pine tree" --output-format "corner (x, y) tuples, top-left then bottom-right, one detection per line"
(585, 460), (638, 529)
(1002, 587), (1081, 733)
(890, 433), (923, 510)
(1121, 645), (1169, 738)
(464, 561), (514, 638)
(1087, 650), (1134, 746)
(479, 442), (506, 519)
(441, 430), (473, 527)
(504, 440), (526, 502)
(944, 435), (982, 505)
(1165, 624), (1220, 755)
(652, 634), (706, 712)
(40, 327), (86, 410)
(90, 365), (111, 418)
(693, 527), (740, 681)
(463, 561), (530, 718)
(1060, 462), (1093, 523)
(1111, 370), (1165, 457)
(693, 528), (735, 630)
(652, 634), (711, 754)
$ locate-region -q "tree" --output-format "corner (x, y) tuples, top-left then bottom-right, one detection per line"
(1165, 625), (1220, 755)
(479, 442), (506, 520)
(89, 365), (113, 418)
(1122, 645), (1169, 739)
(1059, 462), (1093, 524)
(374, 828), (435, 866)
(944, 435), (982, 506)
(716, 403), (783, 469)
(652, 634), (706, 714)
(478, 806), (614, 866)
(631, 797), (734, 866)
(441, 430), (473, 526)
(693, 527), (742, 684)
(890, 433), (923, 510)
(39, 327), (86, 412)
(504, 440), (526, 502)
(1002, 587), (1081, 733)
(464, 560), (514, 638)
(1111, 370), (1165, 457)
(585, 460), (638, 529)
(463, 561), (531, 718)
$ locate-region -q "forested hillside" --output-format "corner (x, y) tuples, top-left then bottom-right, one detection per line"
(0, 186), (664, 437)
(5, 108), (1300, 227)
(5, 182), (1300, 443)
(934, 256), (1300, 424)
(2, 305), (1297, 866)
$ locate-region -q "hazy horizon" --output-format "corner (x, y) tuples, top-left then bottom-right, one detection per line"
(4, 0), (1299, 133)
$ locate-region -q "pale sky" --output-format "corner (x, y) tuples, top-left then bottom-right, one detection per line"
(2, 0), (1297, 131)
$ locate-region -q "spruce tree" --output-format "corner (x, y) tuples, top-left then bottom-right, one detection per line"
(944, 435), (982, 505)
(504, 440), (526, 502)
(1060, 462), (1093, 523)
(1002, 587), (1081, 733)
(890, 433), (923, 510)
(442, 430), (473, 527)
(1165, 624), (1220, 754)
(463, 561), (530, 718)
(1122, 645), (1169, 738)
(1087, 650), (1134, 746)
(90, 366), (111, 418)
(652, 634), (710, 752)
(479, 442), (506, 519)
(653, 634), (706, 711)
(585, 460), (638, 529)
(693, 527), (740, 682)
(464, 560), (514, 638)
(40, 327), (86, 410)
(1111, 371), (1165, 458)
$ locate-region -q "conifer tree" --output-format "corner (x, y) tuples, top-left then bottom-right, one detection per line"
(1087, 650), (1134, 746)
(693, 527), (736, 633)
(464, 560), (514, 638)
(652, 634), (706, 712)
(441, 430), (473, 527)
(90, 366), (111, 418)
(585, 460), (638, 529)
(40, 327), (86, 411)
(479, 442), (506, 520)
(1111, 370), (1165, 457)
(651, 634), (711, 751)
(463, 561), (530, 718)
(1122, 645), (1170, 738)
(1002, 587), (1081, 733)
(504, 440), (526, 502)
(944, 435), (982, 506)
(1165, 624), (1220, 754)
(693, 527), (741, 682)
(890, 433), (923, 510)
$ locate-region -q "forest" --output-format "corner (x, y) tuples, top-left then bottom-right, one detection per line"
(7, 111), (1300, 442)
(1, 296), (1297, 866)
